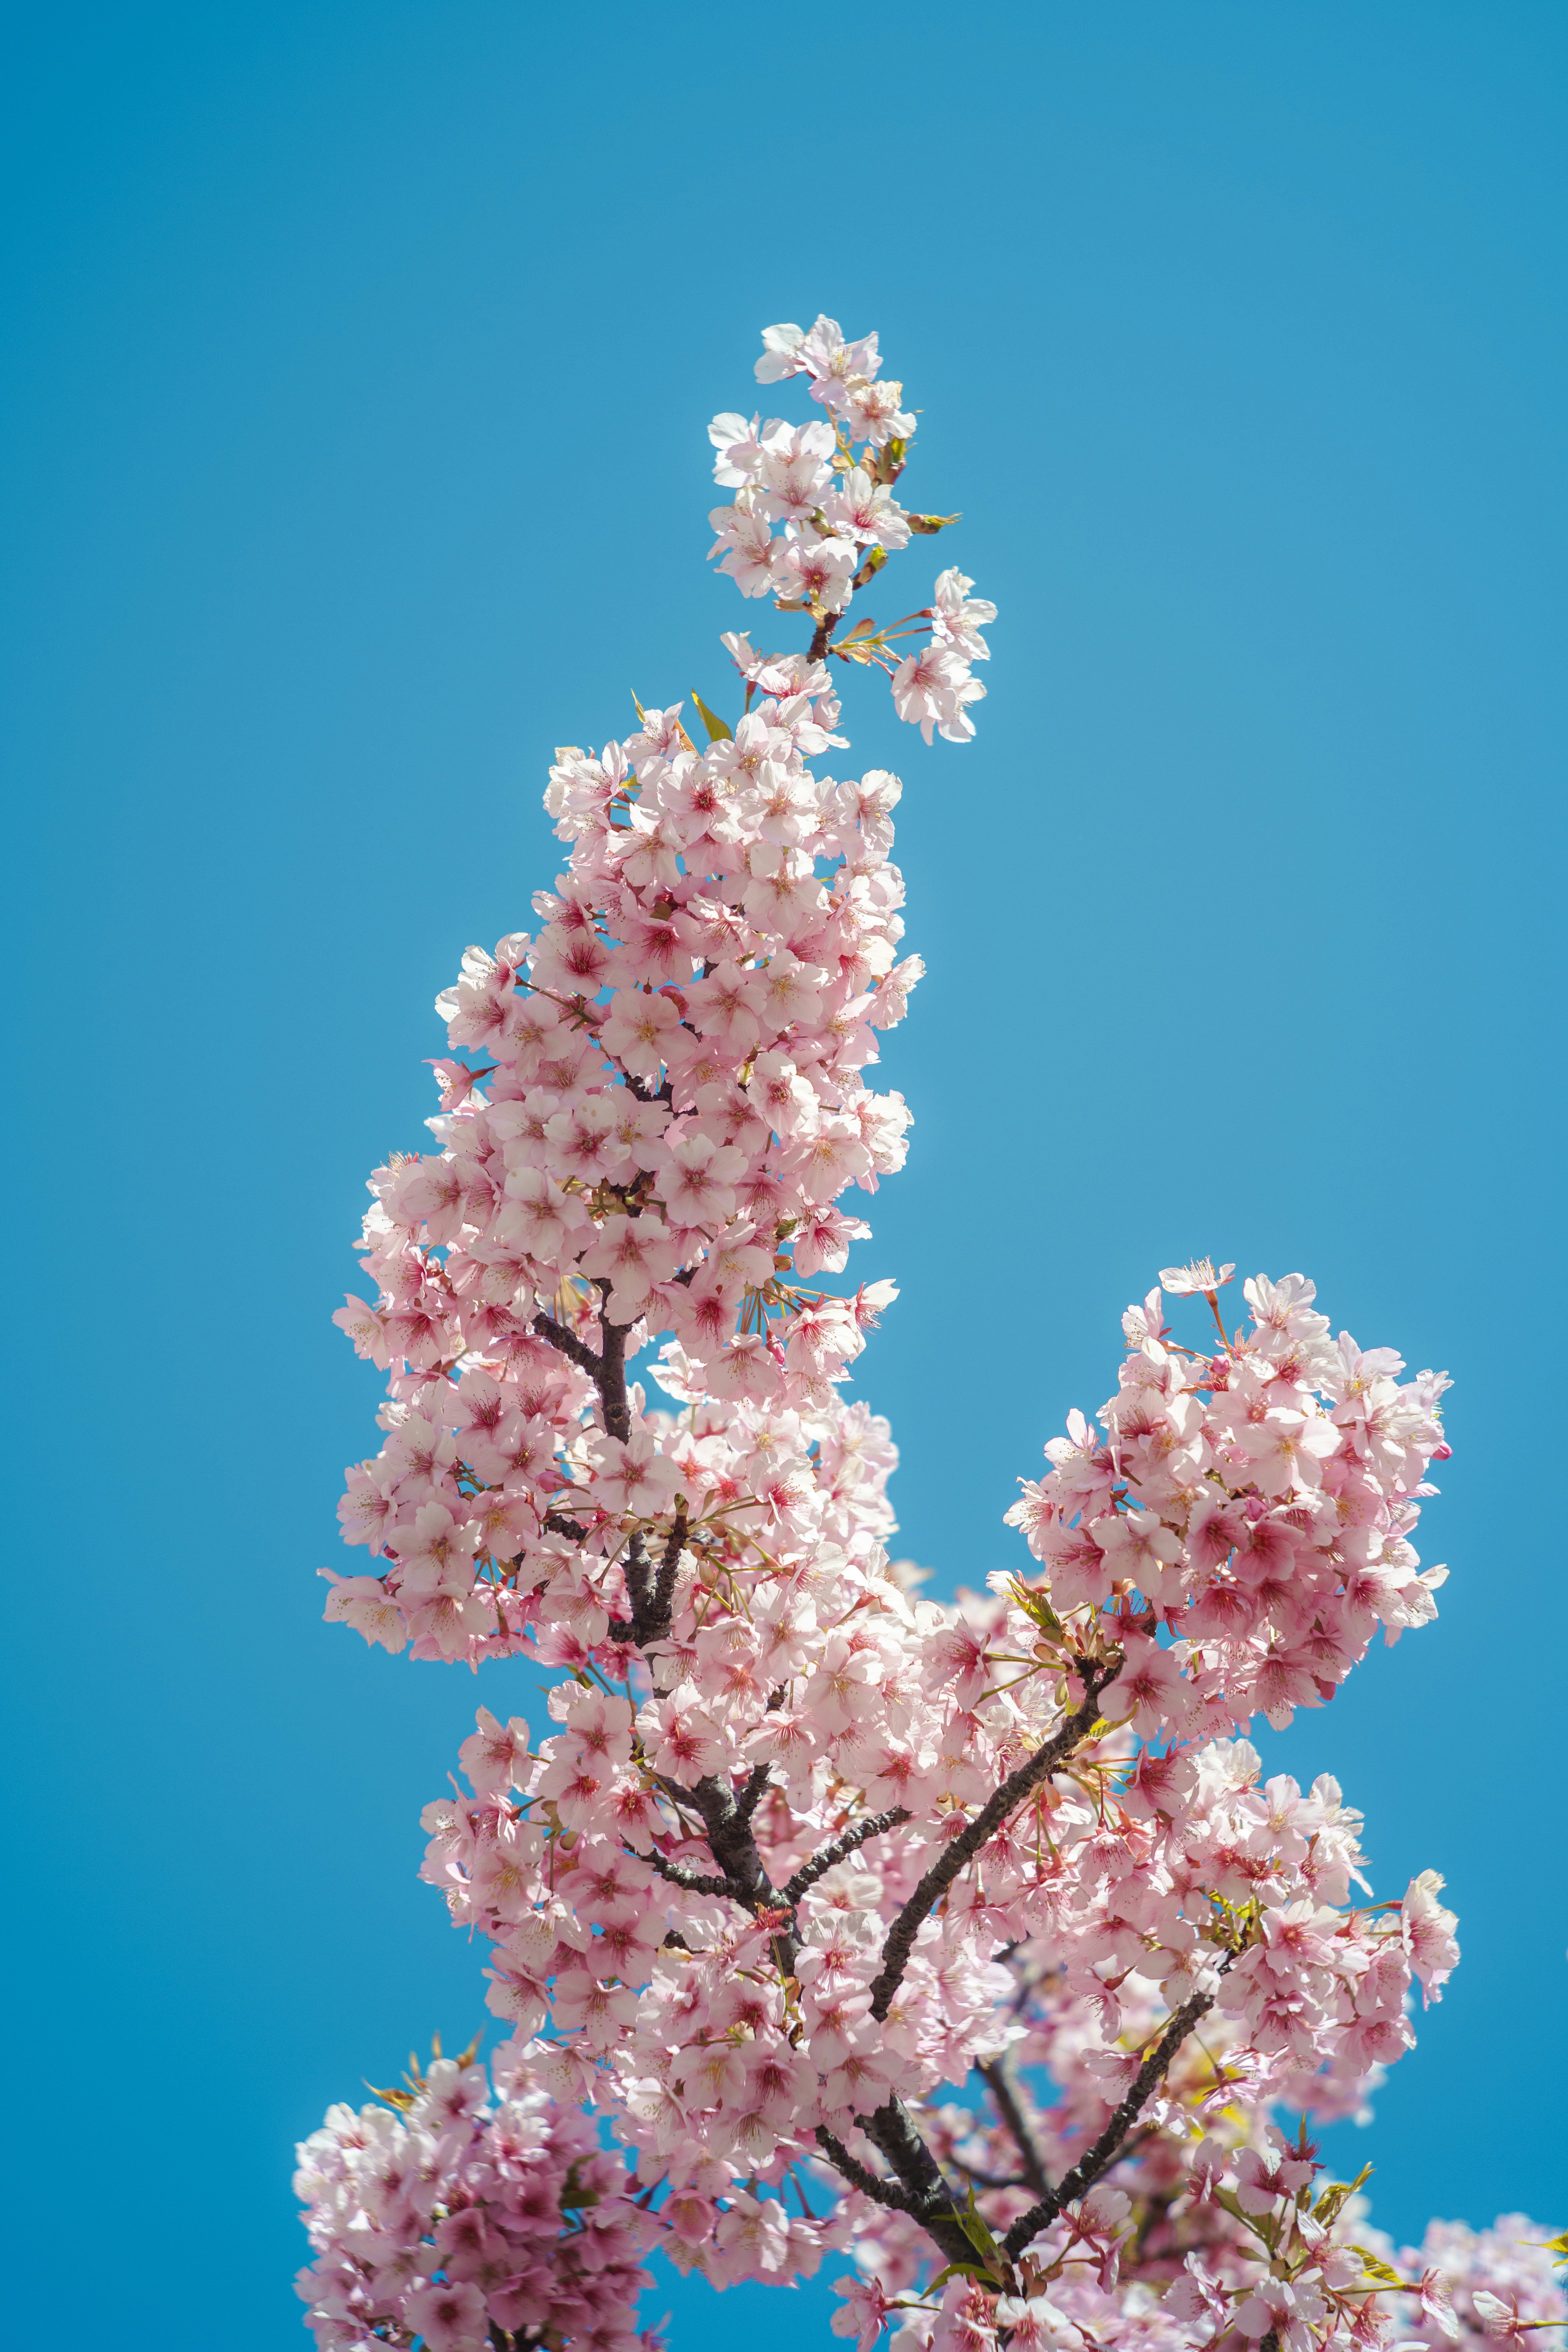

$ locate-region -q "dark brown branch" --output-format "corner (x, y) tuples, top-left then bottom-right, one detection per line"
(807, 608), (841, 663)
(737, 1760), (773, 1821)
(639, 1506), (688, 1645)
(952, 2160), (1029, 2193)
(813, 2126), (920, 2215)
(867, 1664), (1116, 2020)
(531, 1309), (602, 1383)
(689, 1772), (777, 1905)
(624, 1530), (652, 1626)
(542, 1511), (588, 1542)
(862, 2096), (951, 2208)
(533, 1294), (633, 1444)
(977, 2054), (1051, 2204)
(646, 1849), (734, 1900)
(781, 1808), (912, 1906)
(861, 2099), (978, 2270)
(813, 2120), (975, 2273)
(595, 1297), (631, 1441)
(1000, 1987), (1214, 2258)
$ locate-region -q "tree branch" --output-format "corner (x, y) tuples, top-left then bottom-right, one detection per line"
(531, 1295), (633, 1443)
(531, 1309), (603, 1383)
(637, 1505), (687, 1645)
(807, 608), (842, 663)
(1000, 1987), (1214, 2258)
(976, 2053), (1051, 2203)
(813, 2118), (976, 2272)
(813, 2126), (920, 2215)
(646, 1849), (734, 1900)
(781, 1807), (912, 1906)
(595, 1296), (631, 1441)
(860, 2099), (979, 2271)
(688, 1772), (777, 1905)
(867, 1664), (1116, 2020)
(624, 1530), (652, 1627)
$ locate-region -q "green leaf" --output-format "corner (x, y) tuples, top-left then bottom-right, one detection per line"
(908, 511), (960, 535)
(956, 2208), (1000, 2259)
(945, 2192), (1009, 2283)
(1313, 2162), (1373, 2226)
(1353, 2247), (1410, 2288)
(690, 691), (733, 742)
(925, 2261), (996, 2293)
(1007, 1575), (1064, 1635)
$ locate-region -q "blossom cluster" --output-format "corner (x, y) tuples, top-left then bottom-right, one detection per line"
(1006, 1263), (1453, 1737)
(836, 1974), (1563, 2352)
(307, 318), (1556, 2352)
(294, 2046), (659, 2352)
(1370, 2217), (1568, 2349)
(325, 674), (918, 1664)
(707, 314), (994, 744)
(840, 2127), (1567, 2352)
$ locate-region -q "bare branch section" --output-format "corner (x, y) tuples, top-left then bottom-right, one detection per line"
(868, 1664), (1117, 2020)
(645, 1850), (733, 1900)
(814, 2110), (976, 2272)
(531, 1308), (605, 1388)
(976, 2054), (1051, 2204)
(641, 1505), (688, 1646)
(813, 2126), (920, 2214)
(781, 1807), (912, 1905)
(1000, 1987), (1215, 2258)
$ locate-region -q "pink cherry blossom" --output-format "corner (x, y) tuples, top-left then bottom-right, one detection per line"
(302, 316), (1546, 2352)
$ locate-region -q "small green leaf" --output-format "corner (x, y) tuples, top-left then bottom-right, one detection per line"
(946, 2192), (1009, 2283)
(1353, 2247), (1410, 2288)
(690, 692), (733, 742)
(1007, 1575), (1064, 1635)
(926, 2261), (996, 2293)
(1313, 2163), (1372, 2226)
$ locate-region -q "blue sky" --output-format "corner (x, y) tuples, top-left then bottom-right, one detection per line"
(3, 5), (1565, 2346)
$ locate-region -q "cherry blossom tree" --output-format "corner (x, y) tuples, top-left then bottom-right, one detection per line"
(303, 317), (1564, 2352)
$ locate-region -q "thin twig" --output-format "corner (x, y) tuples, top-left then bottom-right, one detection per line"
(976, 2054), (1051, 2203)
(813, 2127), (919, 2214)
(781, 1808), (912, 1905)
(1000, 1987), (1214, 2258)
(867, 1664), (1116, 2020)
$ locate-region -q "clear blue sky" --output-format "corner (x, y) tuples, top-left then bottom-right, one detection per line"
(3, 6), (1564, 2346)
